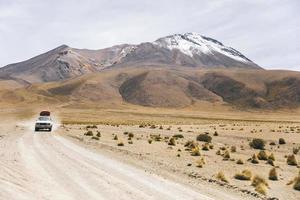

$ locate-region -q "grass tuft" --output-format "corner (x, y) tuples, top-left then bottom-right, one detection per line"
(222, 150), (231, 160)
(84, 131), (93, 136)
(234, 169), (252, 180)
(287, 154), (298, 166)
(269, 168), (278, 181)
(279, 138), (286, 145)
(117, 141), (124, 146)
(216, 171), (228, 183)
(236, 159), (244, 165)
(196, 157), (206, 168)
(257, 150), (268, 160)
(168, 137), (176, 146)
(191, 146), (201, 156)
(251, 154), (259, 164)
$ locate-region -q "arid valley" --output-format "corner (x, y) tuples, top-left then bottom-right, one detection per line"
(1, 105), (300, 200)
(1, 1), (300, 199)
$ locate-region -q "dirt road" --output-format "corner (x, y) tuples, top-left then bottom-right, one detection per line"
(0, 124), (240, 200)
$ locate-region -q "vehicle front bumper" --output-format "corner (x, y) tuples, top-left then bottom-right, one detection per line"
(35, 123), (52, 129)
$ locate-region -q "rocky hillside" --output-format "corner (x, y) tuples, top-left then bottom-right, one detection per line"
(1, 67), (299, 109)
(0, 32), (260, 83)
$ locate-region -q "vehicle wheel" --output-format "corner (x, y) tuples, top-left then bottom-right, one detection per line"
(49, 127), (52, 132)
(35, 128), (39, 131)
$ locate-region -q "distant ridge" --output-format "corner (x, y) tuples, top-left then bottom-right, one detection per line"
(0, 32), (260, 83)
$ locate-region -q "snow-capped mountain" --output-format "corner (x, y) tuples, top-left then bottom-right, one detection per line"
(118, 33), (260, 69)
(153, 32), (251, 63)
(0, 32), (261, 83)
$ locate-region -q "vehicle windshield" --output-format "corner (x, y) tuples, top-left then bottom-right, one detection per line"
(38, 116), (50, 121)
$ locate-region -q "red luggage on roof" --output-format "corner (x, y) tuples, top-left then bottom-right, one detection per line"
(40, 111), (50, 116)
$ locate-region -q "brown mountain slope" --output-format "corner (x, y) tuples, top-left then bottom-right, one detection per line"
(0, 45), (99, 82)
(1, 67), (299, 110)
(119, 70), (221, 107)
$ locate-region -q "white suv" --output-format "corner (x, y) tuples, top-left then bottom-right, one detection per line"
(35, 116), (53, 132)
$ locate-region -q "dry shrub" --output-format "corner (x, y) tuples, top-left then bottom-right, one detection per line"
(279, 138), (286, 145)
(255, 183), (268, 195)
(202, 143), (210, 151)
(252, 175), (268, 195)
(257, 150), (268, 160)
(117, 141), (124, 146)
(269, 168), (278, 181)
(113, 135), (118, 140)
(249, 138), (265, 150)
(216, 171), (228, 183)
(230, 146), (237, 153)
(191, 146), (201, 156)
(196, 157), (206, 168)
(251, 154), (259, 164)
(287, 171), (300, 190)
(220, 146), (226, 151)
(151, 134), (162, 141)
(96, 131), (101, 137)
(84, 131), (93, 136)
(293, 147), (300, 155)
(269, 141), (276, 146)
(287, 154), (298, 166)
(91, 136), (99, 140)
(148, 139), (152, 144)
(173, 134), (184, 139)
(128, 140), (133, 144)
(236, 159), (244, 165)
(168, 138), (176, 146)
(213, 131), (218, 136)
(234, 169), (252, 180)
(159, 125), (163, 129)
(150, 125), (156, 129)
(128, 132), (134, 138)
(268, 153), (275, 161)
(267, 159), (274, 166)
(196, 134), (212, 143)
(216, 150), (221, 155)
(86, 125), (97, 129)
(222, 150), (231, 160)
(294, 176), (300, 191)
(185, 140), (198, 150)
(252, 175), (268, 187)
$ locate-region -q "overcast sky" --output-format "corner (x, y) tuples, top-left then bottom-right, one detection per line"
(0, 0), (299, 70)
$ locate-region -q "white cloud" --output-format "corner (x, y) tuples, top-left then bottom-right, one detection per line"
(0, 0), (299, 70)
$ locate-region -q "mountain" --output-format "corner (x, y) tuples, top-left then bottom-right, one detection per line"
(0, 45), (92, 82)
(1, 67), (299, 109)
(150, 33), (259, 68)
(1, 32), (299, 110)
(0, 32), (260, 83)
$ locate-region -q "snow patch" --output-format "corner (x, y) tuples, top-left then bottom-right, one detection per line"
(153, 32), (251, 63)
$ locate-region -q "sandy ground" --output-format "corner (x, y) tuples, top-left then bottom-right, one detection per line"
(59, 122), (300, 200)
(0, 109), (299, 200)
(0, 121), (244, 200)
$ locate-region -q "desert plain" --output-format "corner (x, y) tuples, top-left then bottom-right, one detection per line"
(1, 105), (299, 200)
